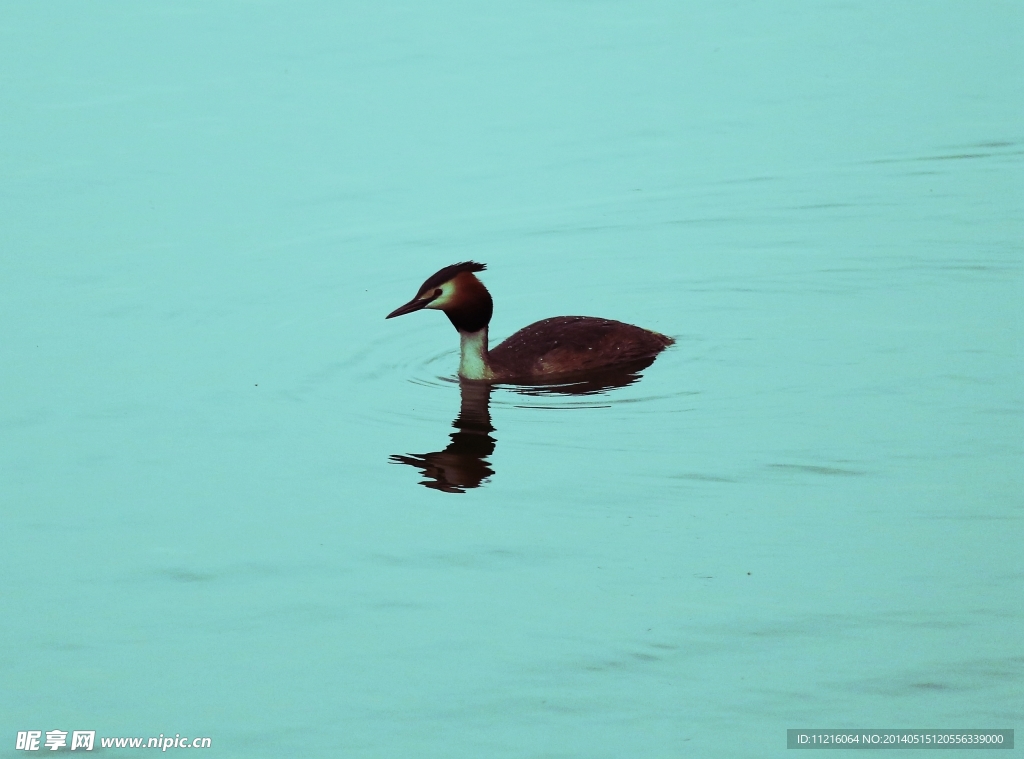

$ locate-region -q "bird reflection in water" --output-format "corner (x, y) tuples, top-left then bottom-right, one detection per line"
(390, 381), (496, 494)
(390, 358), (657, 493)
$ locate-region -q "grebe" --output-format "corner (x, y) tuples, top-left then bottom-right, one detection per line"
(386, 262), (673, 382)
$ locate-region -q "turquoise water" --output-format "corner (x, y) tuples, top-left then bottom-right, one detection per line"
(2, 2), (1021, 757)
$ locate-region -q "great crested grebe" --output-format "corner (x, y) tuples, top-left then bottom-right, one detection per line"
(386, 262), (673, 382)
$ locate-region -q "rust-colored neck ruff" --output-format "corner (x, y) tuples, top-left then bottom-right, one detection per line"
(444, 272), (493, 333)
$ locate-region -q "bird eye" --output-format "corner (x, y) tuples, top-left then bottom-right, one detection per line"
(433, 288), (442, 298)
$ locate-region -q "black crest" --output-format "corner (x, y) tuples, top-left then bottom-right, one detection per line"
(418, 261), (487, 295)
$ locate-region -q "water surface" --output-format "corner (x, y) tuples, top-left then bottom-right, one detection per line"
(1, 2), (1021, 757)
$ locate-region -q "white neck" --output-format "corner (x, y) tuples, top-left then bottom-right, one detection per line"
(458, 328), (493, 380)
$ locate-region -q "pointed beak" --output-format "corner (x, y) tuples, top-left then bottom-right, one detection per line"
(386, 297), (431, 319)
